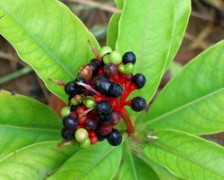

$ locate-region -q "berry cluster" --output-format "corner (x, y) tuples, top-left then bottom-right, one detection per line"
(50, 44), (146, 147)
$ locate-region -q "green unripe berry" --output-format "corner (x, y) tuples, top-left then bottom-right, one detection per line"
(118, 64), (125, 73)
(124, 63), (134, 74)
(60, 106), (71, 118)
(84, 99), (96, 109)
(109, 51), (122, 65)
(99, 46), (112, 57)
(75, 128), (88, 143)
(79, 138), (91, 148)
(103, 54), (110, 64)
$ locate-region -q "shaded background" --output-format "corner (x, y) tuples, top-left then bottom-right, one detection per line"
(0, 0), (224, 143)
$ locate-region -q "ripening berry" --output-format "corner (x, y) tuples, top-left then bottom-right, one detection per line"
(61, 127), (75, 140)
(97, 123), (113, 136)
(132, 73), (146, 89)
(107, 129), (122, 146)
(85, 119), (98, 131)
(78, 65), (92, 80)
(103, 63), (118, 78)
(122, 51), (136, 64)
(63, 116), (78, 129)
(75, 128), (88, 143)
(111, 111), (121, 125)
(131, 97), (147, 112)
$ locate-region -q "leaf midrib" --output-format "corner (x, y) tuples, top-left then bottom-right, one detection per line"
(125, 142), (138, 180)
(0, 124), (60, 133)
(76, 146), (117, 179)
(0, 3), (75, 78)
(151, 140), (224, 177)
(141, 87), (224, 127)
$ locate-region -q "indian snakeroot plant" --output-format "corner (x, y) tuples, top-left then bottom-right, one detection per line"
(0, 0), (224, 179)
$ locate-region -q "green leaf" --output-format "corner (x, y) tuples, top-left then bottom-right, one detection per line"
(116, 0), (191, 102)
(107, 13), (121, 50)
(119, 141), (159, 180)
(0, 0), (99, 102)
(0, 141), (78, 179)
(164, 0), (191, 69)
(0, 90), (61, 160)
(144, 129), (224, 180)
(144, 158), (183, 180)
(138, 41), (224, 135)
(47, 142), (122, 179)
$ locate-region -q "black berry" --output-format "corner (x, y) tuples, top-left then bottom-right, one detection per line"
(96, 132), (106, 141)
(95, 100), (112, 123)
(75, 76), (87, 84)
(63, 116), (78, 129)
(92, 75), (112, 95)
(108, 83), (123, 97)
(132, 73), (146, 89)
(61, 127), (75, 140)
(131, 97), (147, 112)
(122, 51), (136, 64)
(64, 77), (87, 96)
(107, 129), (122, 146)
(88, 59), (102, 77)
(64, 81), (78, 96)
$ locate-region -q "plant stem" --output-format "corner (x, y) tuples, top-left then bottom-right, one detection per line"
(120, 107), (135, 134)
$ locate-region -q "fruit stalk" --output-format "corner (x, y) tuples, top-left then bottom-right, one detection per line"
(120, 107), (135, 134)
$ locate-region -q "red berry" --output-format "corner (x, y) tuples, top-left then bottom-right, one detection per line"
(90, 136), (98, 144)
(78, 115), (87, 125)
(76, 106), (86, 114)
(88, 130), (96, 138)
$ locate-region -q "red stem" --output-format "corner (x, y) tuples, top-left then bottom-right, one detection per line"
(120, 107), (135, 134)
(88, 40), (101, 60)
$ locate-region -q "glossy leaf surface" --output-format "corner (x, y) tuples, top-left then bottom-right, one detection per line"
(144, 129), (224, 180)
(139, 41), (224, 135)
(119, 141), (159, 180)
(0, 141), (78, 179)
(47, 142), (122, 179)
(0, 90), (61, 160)
(0, 0), (99, 102)
(116, 0), (191, 102)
